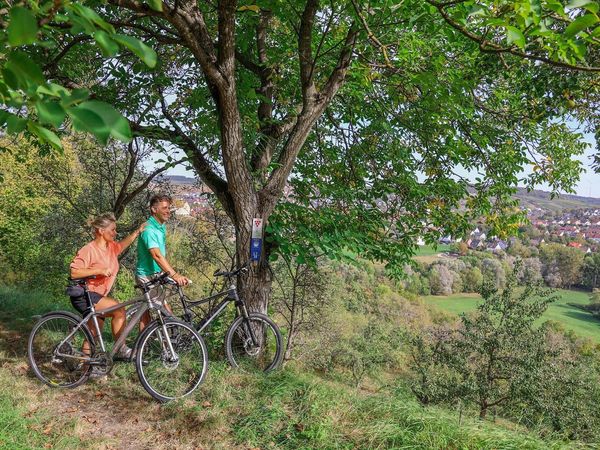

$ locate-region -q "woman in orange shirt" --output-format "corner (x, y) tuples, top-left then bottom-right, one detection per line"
(70, 213), (145, 358)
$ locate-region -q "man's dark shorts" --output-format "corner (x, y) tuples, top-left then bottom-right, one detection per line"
(70, 291), (103, 315)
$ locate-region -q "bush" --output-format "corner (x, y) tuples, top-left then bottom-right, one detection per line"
(462, 267), (483, 293)
(429, 264), (453, 296)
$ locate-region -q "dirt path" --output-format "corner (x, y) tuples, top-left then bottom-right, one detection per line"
(0, 324), (230, 450)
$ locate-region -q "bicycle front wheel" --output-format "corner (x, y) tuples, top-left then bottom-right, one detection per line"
(27, 312), (94, 388)
(136, 319), (208, 402)
(225, 313), (283, 373)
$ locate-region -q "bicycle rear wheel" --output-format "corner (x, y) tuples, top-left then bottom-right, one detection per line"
(27, 312), (94, 388)
(225, 313), (283, 373)
(135, 319), (208, 402)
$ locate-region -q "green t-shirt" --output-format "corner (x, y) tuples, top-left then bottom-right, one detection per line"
(136, 215), (167, 276)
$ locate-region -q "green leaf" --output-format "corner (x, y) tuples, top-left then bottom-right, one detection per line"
(566, 0), (596, 9)
(7, 7), (39, 46)
(28, 123), (63, 151)
(468, 5), (487, 17)
(37, 83), (69, 98)
(147, 0), (163, 12)
(6, 114), (27, 133)
(67, 106), (110, 143)
(60, 88), (90, 107)
(570, 40), (587, 59)
(564, 14), (599, 38)
(68, 14), (96, 35)
(70, 4), (115, 33)
(506, 26), (526, 49)
(36, 101), (66, 128)
(1, 67), (19, 90)
(546, 0), (567, 17)
(585, 2), (600, 13)
(77, 101), (132, 142)
(94, 31), (119, 57)
(112, 34), (157, 68)
(5, 51), (44, 88)
(566, 0), (600, 13)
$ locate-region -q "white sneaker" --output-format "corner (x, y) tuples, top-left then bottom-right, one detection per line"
(116, 345), (133, 359)
(89, 367), (108, 379)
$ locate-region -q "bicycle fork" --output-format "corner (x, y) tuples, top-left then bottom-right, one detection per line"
(234, 295), (260, 348)
(157, 315), (179, 363)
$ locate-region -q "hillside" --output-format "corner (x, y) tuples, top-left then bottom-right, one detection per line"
(0, 286), (578, 449)
(515, 187), (600, 211)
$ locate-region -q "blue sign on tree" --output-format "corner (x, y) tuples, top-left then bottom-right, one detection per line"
(251, 218), (263, 262)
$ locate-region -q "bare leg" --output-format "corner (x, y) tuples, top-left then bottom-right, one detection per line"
(140, 311), (151, 331)
(95, 297), (126, 339)
(83, 317), (104, 356)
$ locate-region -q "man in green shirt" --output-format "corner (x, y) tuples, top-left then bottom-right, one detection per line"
(136, 193), (189, 285)
(136, 194), (189, 328)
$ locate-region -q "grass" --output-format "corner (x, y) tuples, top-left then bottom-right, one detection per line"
(414, 244), (453, 257)
(423, 289), (600, 342)
(0, 284), (579, 449)
(413, 244), (454, 264)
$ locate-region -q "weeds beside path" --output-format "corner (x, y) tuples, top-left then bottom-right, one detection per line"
(0, 285), (572, 449)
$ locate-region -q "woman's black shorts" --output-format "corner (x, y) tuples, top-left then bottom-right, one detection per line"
(70, 291), (103, 315)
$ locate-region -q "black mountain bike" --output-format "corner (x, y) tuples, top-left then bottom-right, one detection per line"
(133, 266), (283, 372)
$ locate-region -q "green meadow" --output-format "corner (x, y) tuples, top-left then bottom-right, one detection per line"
(423, 289), (600, 342)
(414, 244), (454, 256)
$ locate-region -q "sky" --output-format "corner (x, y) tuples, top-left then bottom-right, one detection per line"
(152, 132), (600, 199)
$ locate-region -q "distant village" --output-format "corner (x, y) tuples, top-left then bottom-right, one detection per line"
(167, 178), (600, 255)
(434, 207), (600, 255)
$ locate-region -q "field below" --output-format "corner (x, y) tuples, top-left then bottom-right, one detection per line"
(413, 244), (454, 264)
(423, 289), (600, 342)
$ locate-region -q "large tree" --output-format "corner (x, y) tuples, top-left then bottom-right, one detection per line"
(1, 0), (599, 312)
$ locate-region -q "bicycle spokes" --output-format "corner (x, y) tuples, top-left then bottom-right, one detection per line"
(226, 315), (282, 372)
(136, 321), (208, 402)
(28, 315), (92, 387)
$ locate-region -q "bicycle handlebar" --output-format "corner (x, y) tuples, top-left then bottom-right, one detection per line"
(213, 263), (249, 278)
(135, 272), (172, 291)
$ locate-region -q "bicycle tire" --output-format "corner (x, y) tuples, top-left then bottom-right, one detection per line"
(225, 313), (283, 373)
(135, 318), (208, 402)
(27, 312), (94, 388)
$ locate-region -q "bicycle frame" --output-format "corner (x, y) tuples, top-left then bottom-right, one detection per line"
(176, 280), (256, 340)
(55, 286), (172, 363)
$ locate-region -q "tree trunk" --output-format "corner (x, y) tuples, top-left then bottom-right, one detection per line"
(233, 211), (273, 314)
(240, 260), (273, 314)
(479, 402), (488, 420)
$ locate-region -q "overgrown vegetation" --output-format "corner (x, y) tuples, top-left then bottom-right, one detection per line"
(3, 138), (600, 446)
(0, 284), (574, 449)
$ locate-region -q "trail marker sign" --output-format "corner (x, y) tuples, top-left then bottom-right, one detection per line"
(250, 218), (263, 262)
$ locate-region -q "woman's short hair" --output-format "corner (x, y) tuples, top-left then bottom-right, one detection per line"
(86, 213), (116, 234)
(149, 194), (172, 208)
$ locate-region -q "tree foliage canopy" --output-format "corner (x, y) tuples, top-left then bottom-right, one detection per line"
(1, 0), (599, 280)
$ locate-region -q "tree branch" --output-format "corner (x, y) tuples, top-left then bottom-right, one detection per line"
(130, 120), (234, 215)
(217, 0), (237, 75)
(299, 0), (319, 100)
(259, 24), (358, 214)
(427, 0), (600, 72)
